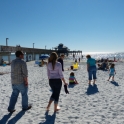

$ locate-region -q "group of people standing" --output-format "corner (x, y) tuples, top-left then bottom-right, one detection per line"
(7, 50), (116, 113)
(86, 55), (116, 84)
(7, 51), (67, 113)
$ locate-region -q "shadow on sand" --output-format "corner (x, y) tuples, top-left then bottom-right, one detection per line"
(110, 81), (119, 86)
(68, 84), (77, 88)
(86, 84), (99, 95)
(8, 111), (25, 124)
(39, 111), (56, 124)
(0, 111), (25, 124)
(0, 113), (12, 124)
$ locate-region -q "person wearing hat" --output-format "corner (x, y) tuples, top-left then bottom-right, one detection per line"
(8, 50), (32, 113)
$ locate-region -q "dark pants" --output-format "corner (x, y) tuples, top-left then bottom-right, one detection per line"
(88, 65), (97, 80)
(49, 79), (62, 104)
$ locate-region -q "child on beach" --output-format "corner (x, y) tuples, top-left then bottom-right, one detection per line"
(107, 63), (116, 81)
(69, 72), (78, 85)
(78, 58), (80, 63)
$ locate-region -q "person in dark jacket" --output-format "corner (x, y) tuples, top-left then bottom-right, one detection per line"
(57, 54), (65, 71)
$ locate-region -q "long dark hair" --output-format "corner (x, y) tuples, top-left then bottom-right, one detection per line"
(48, 52), (58, 70)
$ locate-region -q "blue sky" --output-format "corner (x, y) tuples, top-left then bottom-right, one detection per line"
(0, 0), (124, 53)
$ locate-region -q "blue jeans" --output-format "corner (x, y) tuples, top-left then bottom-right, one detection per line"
(8, 83), (28, 111)
(88, 66), (97, 80)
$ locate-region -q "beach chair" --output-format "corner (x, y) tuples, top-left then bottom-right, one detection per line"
(3, 64), (6, 67)
(3, 62), (6, 67)
(34, 60), (39, 67)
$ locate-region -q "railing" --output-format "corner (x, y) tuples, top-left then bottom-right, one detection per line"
(0, 45), (82, 54)
(0, 45), (56, 54)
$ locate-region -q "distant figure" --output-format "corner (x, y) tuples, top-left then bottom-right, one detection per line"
(46, 52), (67, 112)
(26, 56), (28, 62)
(8, 51), (32, 113)
(114, 57), (116, 61)
(78, 58), (80, 63)
(73, 54), (75, 60)
(101, 58), (104, 62)
(57, 54), (65, 71)
(41, 59), (45, 66)
(98, 60), (108, 70)
(29, 55), (31, 61)
(107, 63), (116, 81)
(39, 59), (47, 67)
(69, 72), (78, 85)
(1, 59), (4, 64)
(82, 55), (83, 59)
(75, 58), (77, 63)
(86, 54), (97, 85)
(114, 57), (117, 62)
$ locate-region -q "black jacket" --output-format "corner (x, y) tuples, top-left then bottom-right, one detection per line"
(57, 58), (64, 71)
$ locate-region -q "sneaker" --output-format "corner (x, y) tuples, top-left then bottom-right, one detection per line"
(22, 105), (32, 111)
(8, 109), (16, 113)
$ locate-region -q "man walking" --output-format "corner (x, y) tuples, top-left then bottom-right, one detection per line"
(8, 51), (32, 113)
(57, 54), (65, 71)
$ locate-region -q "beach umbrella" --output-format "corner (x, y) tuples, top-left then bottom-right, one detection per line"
(39, 55), (50, 60)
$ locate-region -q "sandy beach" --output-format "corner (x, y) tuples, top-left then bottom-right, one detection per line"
(0, 60), (124, 124)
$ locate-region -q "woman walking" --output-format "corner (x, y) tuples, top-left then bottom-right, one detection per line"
(46, 52), (67, 112)
(86, 54), (97, 85)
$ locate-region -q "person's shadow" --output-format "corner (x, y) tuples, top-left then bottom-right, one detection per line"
(49, 89), (53, 92)
(7, 110), (25, 124)
(39, 111), (56, 124)
(110, 81), (119, 86)
(68, 84), (76, 88)
(0, 113), (12, 124)
(86, 84), (99, 95)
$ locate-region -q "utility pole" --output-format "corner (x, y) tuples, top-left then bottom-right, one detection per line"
(33, 43), (35, 48)
(6, 38), (9, 46)
(33, 43), (35, 60)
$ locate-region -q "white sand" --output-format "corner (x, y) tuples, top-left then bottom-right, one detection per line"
(0, 60), (124, 124)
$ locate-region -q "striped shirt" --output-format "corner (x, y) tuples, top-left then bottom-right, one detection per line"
(69, 76), (75, 83)
(11, 58), (28, 84)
